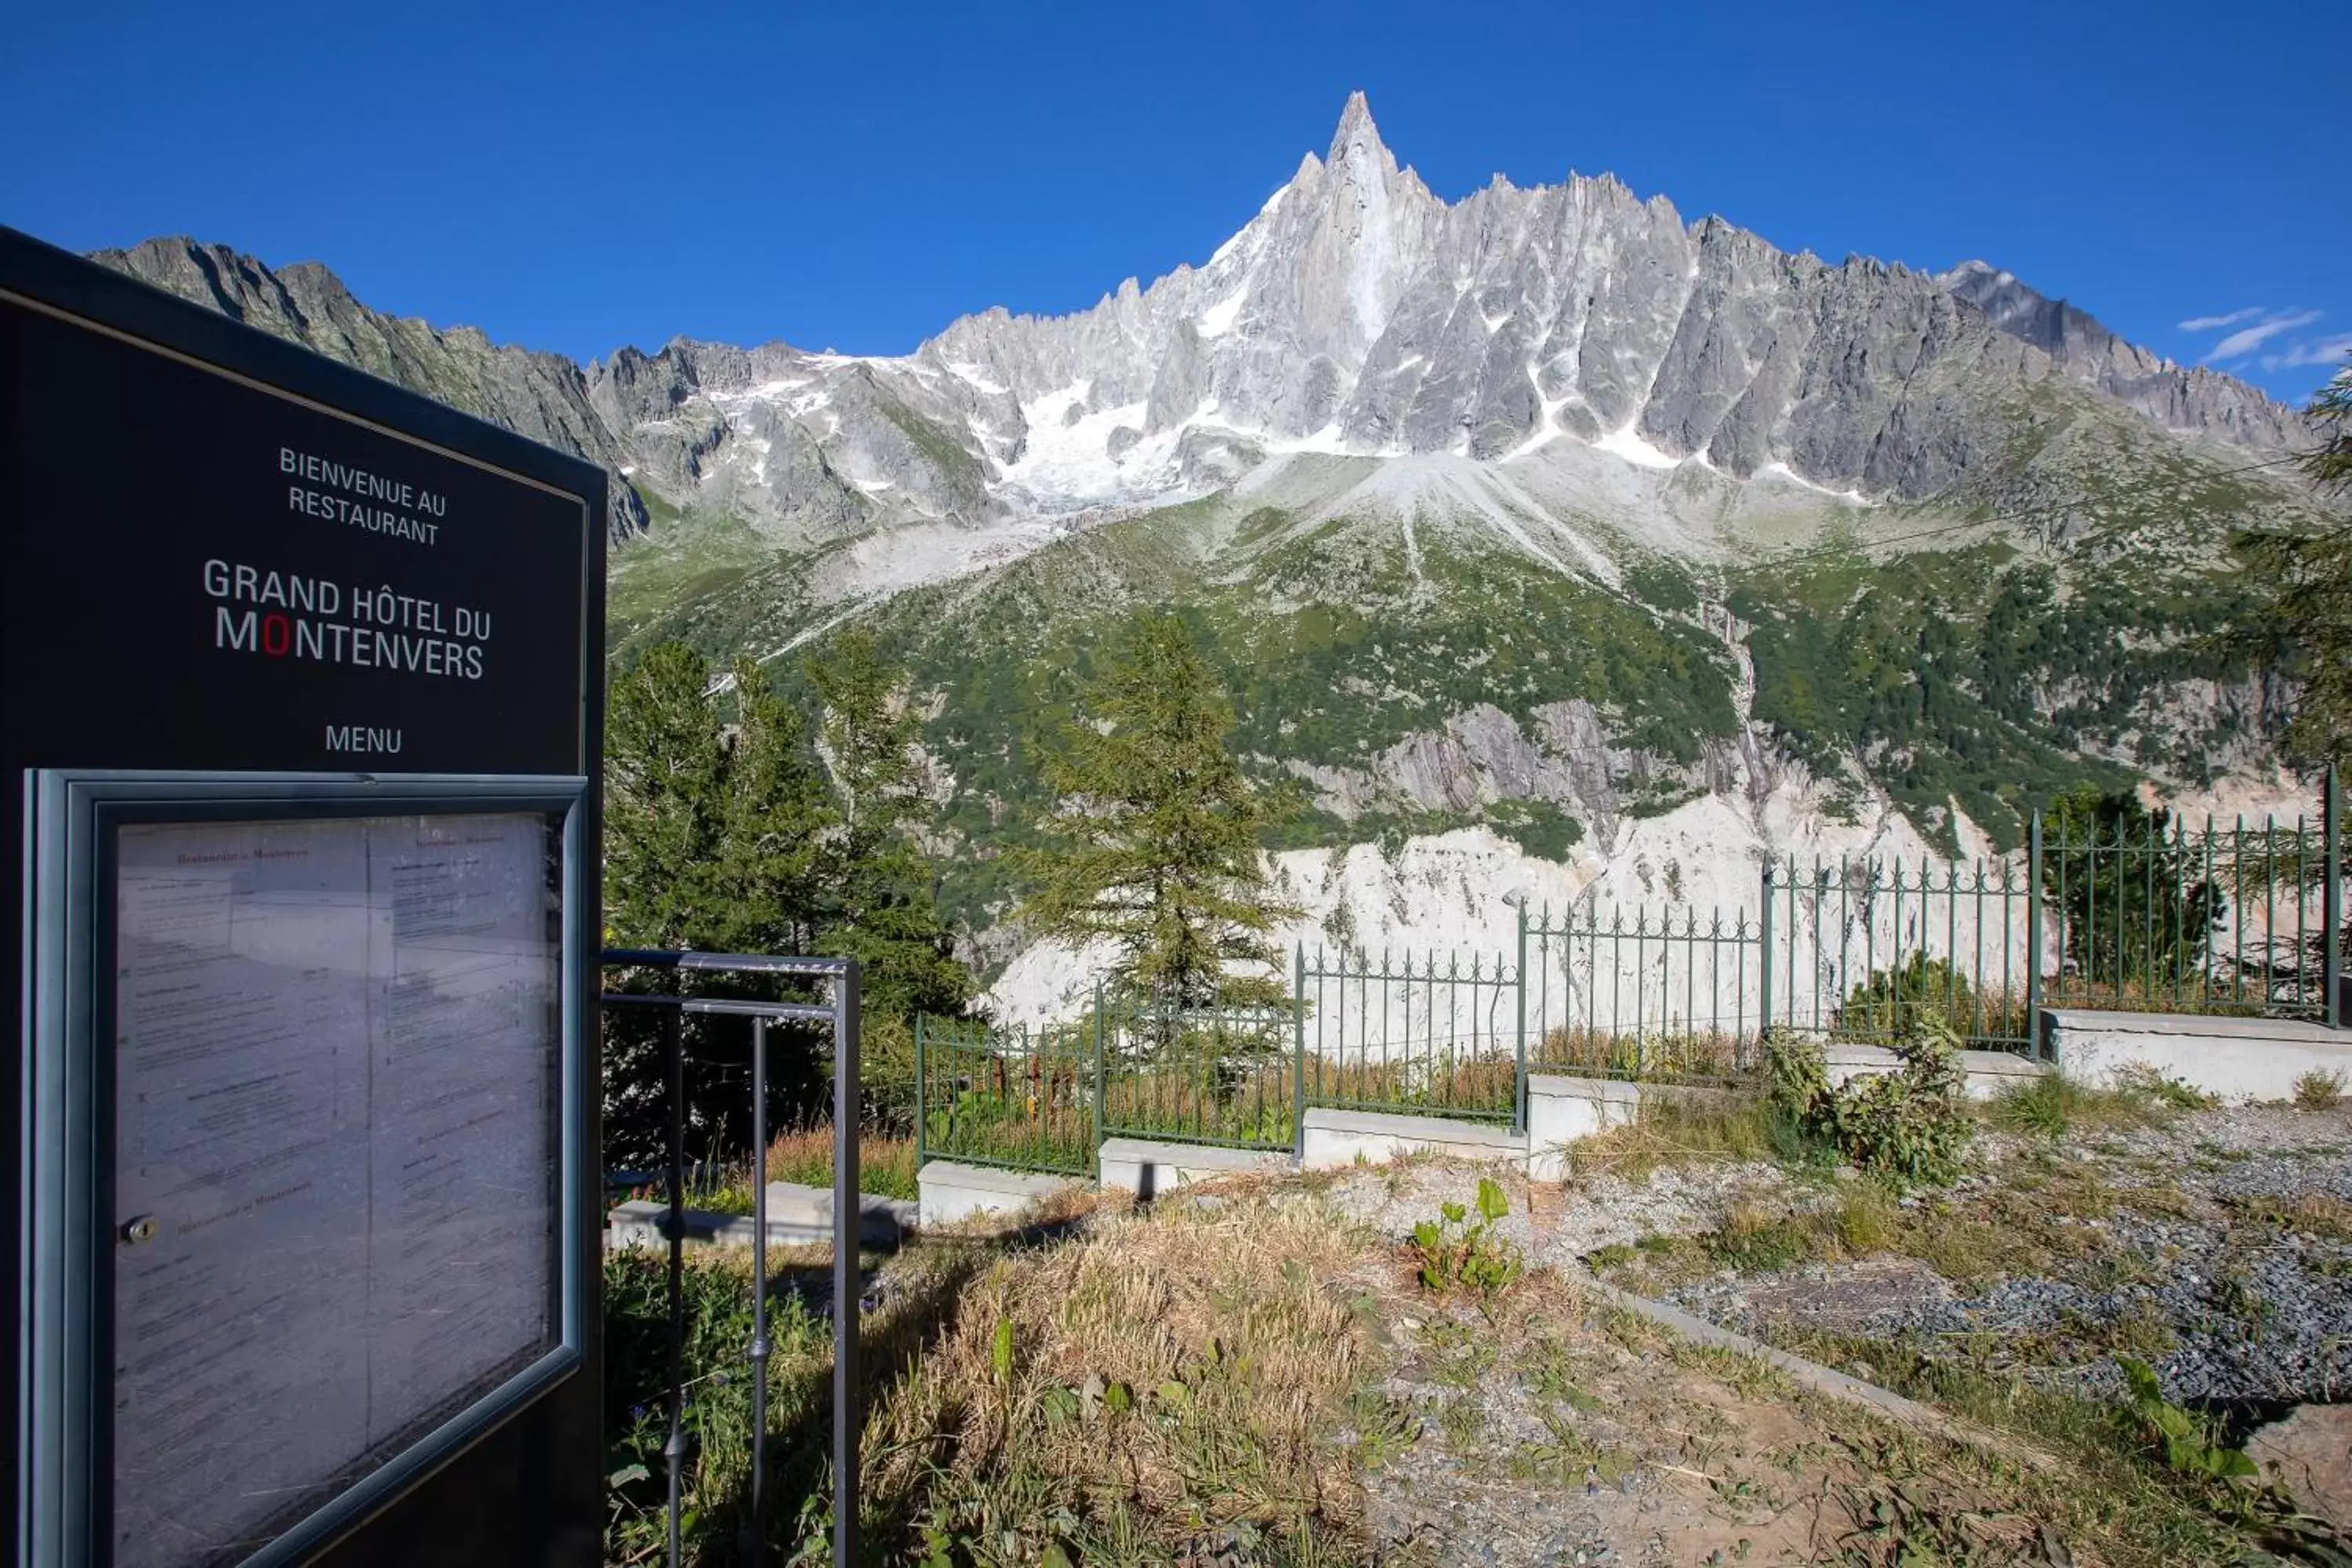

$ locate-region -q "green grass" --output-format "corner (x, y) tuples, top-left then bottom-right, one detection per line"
(603, 1246), (835, 1563)
(1983, 1072), (2188, 1138)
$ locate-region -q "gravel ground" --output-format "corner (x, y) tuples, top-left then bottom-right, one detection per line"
(1663, 1103), (2352, 1407)
(1338, 1270), (1951, 1568)
(1321, 1153), (1794, 1270)
(1316, 1103), (2352, 1410)
(1229, 1110), (2352, 1564)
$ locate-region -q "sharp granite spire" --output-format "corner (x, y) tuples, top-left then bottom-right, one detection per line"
(1325, 89), (1387, 167)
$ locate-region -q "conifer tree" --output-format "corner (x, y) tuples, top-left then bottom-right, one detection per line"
(806, 633), (970, 1026)
(602, 641), (729, 950)
(1019, 612), (1299, 1011)
(2234, 358), (2352, 769)
(601, 643), (830, 1160)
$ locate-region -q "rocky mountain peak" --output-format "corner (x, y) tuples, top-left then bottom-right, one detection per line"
(1324, 89), (1389, 169)
(92, 100), (2312, 557)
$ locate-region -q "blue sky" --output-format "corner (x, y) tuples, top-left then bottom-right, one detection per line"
(6, 0), (2347, 402)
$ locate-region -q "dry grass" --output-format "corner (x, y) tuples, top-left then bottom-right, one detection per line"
(761, 1123), (923, 1202)
(1531, 1024), (1749, 1083)
(2231, 1189), (2352, 1243)
(605, 1158), (2331, 1566)
(1554, 1080), (1804, 1184)
(2294, 1068), (2347, 1109)
(862, 1187), (1380, 1563)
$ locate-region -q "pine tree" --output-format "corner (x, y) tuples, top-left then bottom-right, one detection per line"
(2232, 358), (2352, 768)
(604, 644), (828, 955)
(602, 641), (728, 950)
(805, 632), (971, 1027)
(601, 643), (831, 1162)
(2303, 362), (2352, 495)
(1018, 613), (1300, 1012)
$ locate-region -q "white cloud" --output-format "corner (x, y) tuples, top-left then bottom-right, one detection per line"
(2180, 307), (2262, 332)
(2259, 332), (2352, 372)
(2206, 310), (2322, 362)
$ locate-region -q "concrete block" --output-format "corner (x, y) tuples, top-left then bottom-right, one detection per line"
(1822, 1044), (2051, 1102)
(1522, 1074), (1734, 1180)
(916, 1160), (1085, 1229)
(2045, 1009), (2352, 1102)
(1097, 1137), (1290, 1199)
(604, 1193), (909, 1252)
(1298, 1107), (1524, 1172)
(759, 1180), (918, 1245)
(1524, 1075), (1641, 1181)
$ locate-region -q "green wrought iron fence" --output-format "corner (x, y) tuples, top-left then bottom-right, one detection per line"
(913, 1013), (1094, 1174)
(1525, 902), (1762, 1088)
(1295, 946), (1521, 1124)
(1761, 853), (2037, 1054)
(1097, 994), (1296, 1151)
(2039, 808), (2336, 1022)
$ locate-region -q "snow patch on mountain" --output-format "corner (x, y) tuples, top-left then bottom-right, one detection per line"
(1593, 423), (1682, 470)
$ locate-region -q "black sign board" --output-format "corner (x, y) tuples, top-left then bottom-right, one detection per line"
(2, 226), (606, 1568)
(1, 272), (591, 776)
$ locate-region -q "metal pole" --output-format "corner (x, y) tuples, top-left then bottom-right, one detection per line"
(832, 963), (862, 1568)
(748, 1013), (771, 1568)
(662, 1006), (685, 1568)
(1291, 949), (1306, 1158)
(1091, 981), (1107, 1148)
(1514, 903), (1529, 1135)
(1758, 859), (1775, 1045)
(2327, 762), (2342, 1029)
(2026, 813), (2045, 1059)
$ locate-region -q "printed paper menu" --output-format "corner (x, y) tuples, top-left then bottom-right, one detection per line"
(111, 813), (559, 1567)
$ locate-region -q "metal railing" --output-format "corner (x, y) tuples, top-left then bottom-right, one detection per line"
(602, 949), (862, 1568)
(1527, 902), (1763, 1086)
(1761, 853), (2035, 1053)
(913, 1013), (1095, 1174)
(1296, 946), (1520, 1124)
(1098, 994), (1297, 1151)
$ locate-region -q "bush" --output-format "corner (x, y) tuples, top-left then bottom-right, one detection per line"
(2293, 1068), (2346, 1110)
(1833, 953), (1980, 1044)
(1767, 1025), (1970, 1188)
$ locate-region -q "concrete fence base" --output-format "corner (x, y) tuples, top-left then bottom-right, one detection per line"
(916, 1160), (1085, 1229)
(1298, 1107), (1525, 1171)
(1524, 1074), (1736, 1180)
(607, 1180), (917, 1251)
(1098, 1137), (1288, 1198)
(1821, 1044), (2052, 1101)
(2043, 1010), (2352, 1102)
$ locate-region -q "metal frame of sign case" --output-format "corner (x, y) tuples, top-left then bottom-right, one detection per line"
(21, 770), (593, 1568)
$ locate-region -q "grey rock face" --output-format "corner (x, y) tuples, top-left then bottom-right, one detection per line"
(907, 94), (2303, 508)
(1940, 260), (2299, 448)
(89, 94), (2307, 562)
(1290, 699), (1707, 852)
